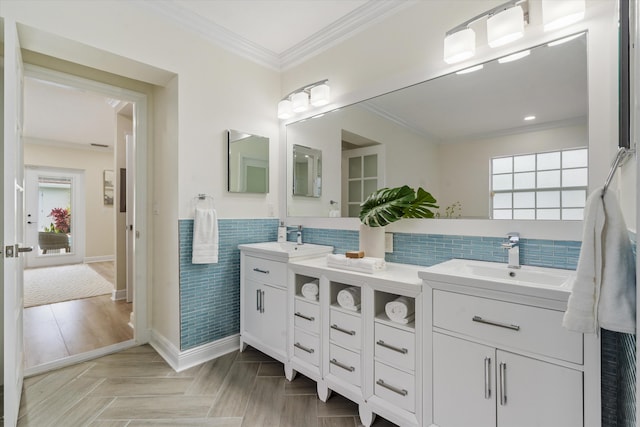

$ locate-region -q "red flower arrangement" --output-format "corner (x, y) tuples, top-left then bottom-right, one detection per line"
(47, 207), (71, 233)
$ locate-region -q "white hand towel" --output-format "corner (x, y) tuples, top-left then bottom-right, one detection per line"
(563, 188), (636, 334)
(192, 207), (219, 264)
(337, 287), (361, 309)
(301, 280), (319, 301)
(385, 296), (415, 323)
(326, 254), (386, 274)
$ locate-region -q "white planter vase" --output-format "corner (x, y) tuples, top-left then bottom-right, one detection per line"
(359, 224), (385, 259)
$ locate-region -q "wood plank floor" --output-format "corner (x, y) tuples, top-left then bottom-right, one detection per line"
(17, 345), (399, 427)
(23, 262), (133, 369)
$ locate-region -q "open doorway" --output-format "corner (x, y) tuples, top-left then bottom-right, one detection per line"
(21, 70), (135, 370)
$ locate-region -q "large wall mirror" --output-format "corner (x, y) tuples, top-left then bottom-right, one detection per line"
(286, 33), (588, 219)
(228, 129), (269, 193)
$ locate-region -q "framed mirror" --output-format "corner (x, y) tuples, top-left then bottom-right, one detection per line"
(227, 129), (269, 193)
(286, 33), (588, 219)
(292, 144), (322, 197)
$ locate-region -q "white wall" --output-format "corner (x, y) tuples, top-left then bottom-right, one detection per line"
(282, 0), (622, 239)
(24, 142), (115, 258)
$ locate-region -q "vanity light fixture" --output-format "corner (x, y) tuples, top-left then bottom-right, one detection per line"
(542, 0), (585, 32)
(524, 115), (536, 121)
(443, 0), (527, 64)
(277, 79), (330, 120)
(498, 49), (530, 63)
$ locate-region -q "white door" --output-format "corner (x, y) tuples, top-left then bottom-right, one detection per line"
(496, 350), (583, 427)
(125, 134), (135, 303)
(3, 19), (27, 427)
(341, 145), (385, 217)
(24, 167), (85, 268)
(432, 332), (496, 427)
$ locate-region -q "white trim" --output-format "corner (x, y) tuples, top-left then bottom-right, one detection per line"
(134, 0), (412, 71)
(111, 289), (127, 301)
(24, 339), (137, 377)
(84, 255), (115, 263)
(150, 330), (240, 372)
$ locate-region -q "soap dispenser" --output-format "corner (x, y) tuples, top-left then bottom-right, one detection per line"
(277, 221), (286, 242)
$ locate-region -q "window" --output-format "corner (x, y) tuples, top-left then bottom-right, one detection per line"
(491, 148), (588, 220)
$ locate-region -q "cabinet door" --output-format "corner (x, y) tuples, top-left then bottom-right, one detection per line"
(433, 332), (496, 427)
(243, 278), (263, 339)
(261, 284), (287, 353)
(497, 350), (583, 427)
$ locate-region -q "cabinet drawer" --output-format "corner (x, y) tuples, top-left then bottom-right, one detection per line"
(244, 255), (287, 288)
(293, 328), (320, 367)
(294, 299), (320, 334)
(433, 290), (583, 364)
(375, 361), (415, 413)
(374, 322), (415, 371)
(330, 309), (361, 350)
(329, 344), (361, 387)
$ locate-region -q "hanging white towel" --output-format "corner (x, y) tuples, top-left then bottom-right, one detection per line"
(192, 207), (219, 264)
(563, 188), (636, 334)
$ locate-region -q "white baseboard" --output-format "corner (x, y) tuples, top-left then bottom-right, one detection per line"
(84, 255), (115, 263)
(150, 330), (239, 372)
(111, 289), (127, 301)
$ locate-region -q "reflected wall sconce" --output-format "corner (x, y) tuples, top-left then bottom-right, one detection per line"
(443, 0), (585, 64)
(278, 79), (330, 120)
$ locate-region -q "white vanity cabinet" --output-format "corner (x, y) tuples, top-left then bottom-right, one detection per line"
(427, 287), (592, 427)
(240, 253), (288, 362)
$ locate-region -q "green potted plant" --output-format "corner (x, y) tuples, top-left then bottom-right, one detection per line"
(38, 207), (71, 254)
(358, 185), (438, 257)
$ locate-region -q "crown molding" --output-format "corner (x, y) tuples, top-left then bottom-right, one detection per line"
(134, 0), (413, 71)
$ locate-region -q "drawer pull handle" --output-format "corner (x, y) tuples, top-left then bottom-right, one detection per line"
(376, 379), (408, 397)
(295, 312), (315, 322)
(484, 357), (492, 399)
(472, 316), (520, 331)
(253, 268), (270, 274)
(294, 342), (314, 354)
(331, 324), (356, 336)
(499, 362), (507, 406)
(330, 358), (355, 372)
(376, 340), (408, 354)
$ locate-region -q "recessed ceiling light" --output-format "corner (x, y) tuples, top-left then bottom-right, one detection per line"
(498, 50), (530, 64)
(456, 64), (484, 75)
(524, 115), (536, 121)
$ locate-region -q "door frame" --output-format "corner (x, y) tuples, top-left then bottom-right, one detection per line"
(22, 64), (150, 375)
(24, 166), (86, 268)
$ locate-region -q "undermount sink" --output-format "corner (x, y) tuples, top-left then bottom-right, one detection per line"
(419, 259), (576, 300)
(238, 241), (334, 260)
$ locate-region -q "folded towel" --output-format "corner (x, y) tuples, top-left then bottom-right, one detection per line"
(301, 280), (319, 301)
(385, 296), (415, 323)
(192, 207), (219, 264)
(389, 313), (415, 325)
(326, 254), (386, 274)
(337, 287), (361, 310)
(563, 188), (636, 334)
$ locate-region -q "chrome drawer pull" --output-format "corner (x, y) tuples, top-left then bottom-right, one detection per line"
(472, 316), (520, 331)
(294, 312), (315, 322)
(253, 267), (269, 274)
(484, 357), (491, 399)
(330, 358), (355, 372)
(376, 379), (408, 396)
(294, 342), (314, 354)
(499, 362), (507, 406)
(376, 340), (408, 354)
(331, 324), (355, 336)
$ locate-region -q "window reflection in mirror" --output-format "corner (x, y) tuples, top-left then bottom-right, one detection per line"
(285, 33), (587, 219)
(227, 129), (269, 193)
(293, 144), (322, 197)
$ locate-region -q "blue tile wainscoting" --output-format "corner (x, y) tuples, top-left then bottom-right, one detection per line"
(179, 218), (279, 350)
(179, 222), (634, 424)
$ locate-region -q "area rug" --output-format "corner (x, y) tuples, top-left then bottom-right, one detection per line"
(24, 263), (114, 308)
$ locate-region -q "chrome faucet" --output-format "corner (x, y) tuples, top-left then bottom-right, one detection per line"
(288, 225), (303, 245)
(501, 232), (520, 269)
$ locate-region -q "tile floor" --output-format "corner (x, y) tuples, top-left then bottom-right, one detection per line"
(17, 345), (399, 427)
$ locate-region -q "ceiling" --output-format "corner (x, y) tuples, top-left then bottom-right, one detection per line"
(23, 0), (406, 149)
